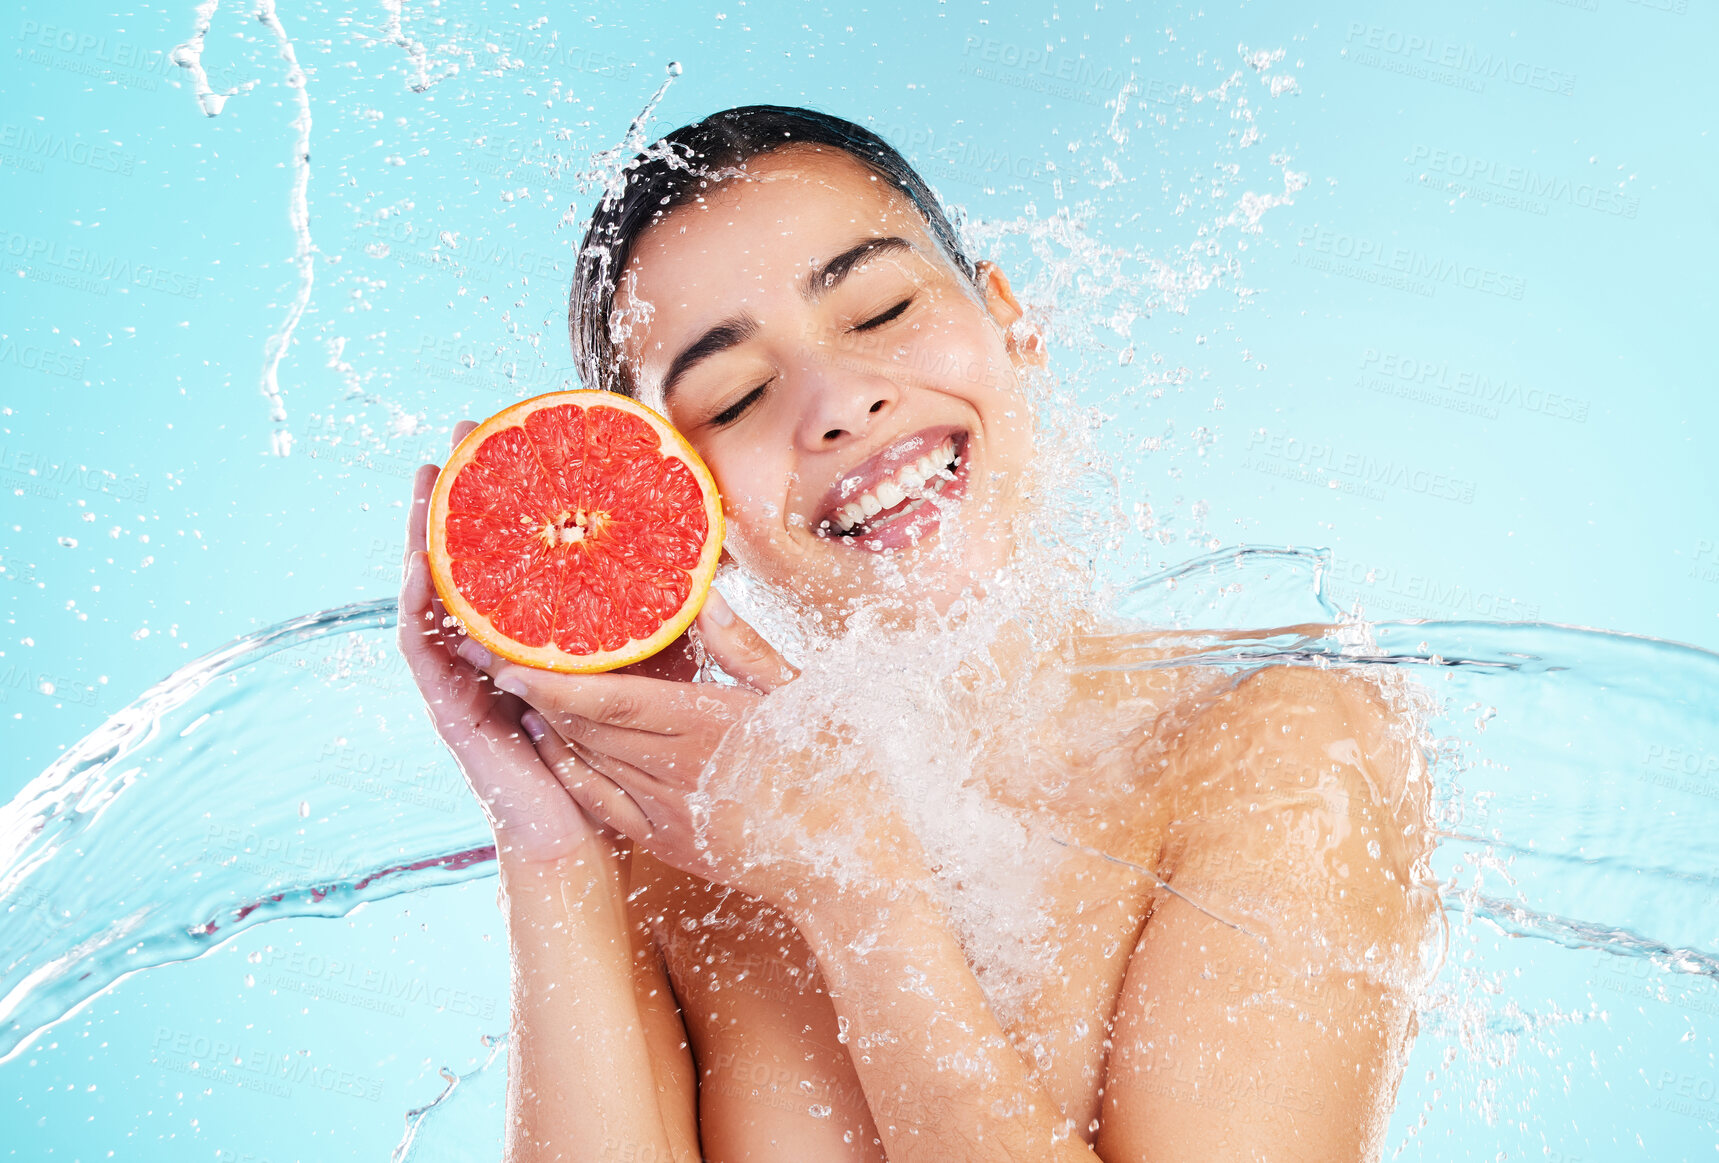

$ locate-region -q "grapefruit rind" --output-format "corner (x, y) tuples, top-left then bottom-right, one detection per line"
(426, 390), (724, 674)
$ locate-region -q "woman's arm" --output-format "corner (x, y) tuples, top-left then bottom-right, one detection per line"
(399, 449), (698, 1163)
(498, 837), (699, 1163)
(466, 627), (1101, 1162)
(1097, 665), (1435, 1162)
(633, 854), (888, 1161)
(781, 873), (1101, 1163)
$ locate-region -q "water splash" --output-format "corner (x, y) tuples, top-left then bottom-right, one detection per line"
(381, 0), (441, 93)
(254, 0), (315, 457)
(170, 0), (240, 116)
(4, 547), (1716, 1071)
(170, 0), (315, 456)
(390, 1034), (508, 1162)
(567, 59), (687, 223)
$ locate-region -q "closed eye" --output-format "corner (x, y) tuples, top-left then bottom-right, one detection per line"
(852, 296), (913, 332)
(710, 378), (771, 427)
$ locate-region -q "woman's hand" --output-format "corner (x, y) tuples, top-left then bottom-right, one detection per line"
(398, 421), (645, 865)
(450, 594), (784, 884)
(459, 599), (927, 909)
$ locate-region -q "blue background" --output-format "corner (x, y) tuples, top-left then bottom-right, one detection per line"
(4, 0), (1716, 1158)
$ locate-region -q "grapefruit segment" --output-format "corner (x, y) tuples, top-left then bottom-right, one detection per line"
(426, 390), (723, 673)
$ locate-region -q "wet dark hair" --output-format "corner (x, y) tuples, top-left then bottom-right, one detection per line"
(569, 104), (976, 397)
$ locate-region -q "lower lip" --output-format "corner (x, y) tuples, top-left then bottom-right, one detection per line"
(842, 446), (971, 553)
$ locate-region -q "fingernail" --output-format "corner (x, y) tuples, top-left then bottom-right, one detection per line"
(455, 638), (495, 669)
(520, 709), (547, 743)
(494, 671), (527, 697)
(703, 589), (735, 628)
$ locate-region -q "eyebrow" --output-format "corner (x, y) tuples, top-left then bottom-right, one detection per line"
(660, 314), (760, 403)
(657, 235), (917, 402)
(804, 235), (916, 302)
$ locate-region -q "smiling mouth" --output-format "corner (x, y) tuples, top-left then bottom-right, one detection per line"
(818, 433), (966, 540)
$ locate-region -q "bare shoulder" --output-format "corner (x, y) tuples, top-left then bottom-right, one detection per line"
(1156, 663), (1435, 949)
(1096, 664), (1435, 1161)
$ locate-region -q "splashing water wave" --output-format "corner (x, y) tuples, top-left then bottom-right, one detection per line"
(4, 547), (1716, 1081)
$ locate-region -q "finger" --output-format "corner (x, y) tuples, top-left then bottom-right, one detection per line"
(406, 463), (437, 562)
(398, 551), (445, 666)
(398, 553), (501, 732)
(450, 419), (477, 453)
(617, 629), (700, 683)
(475, 655), (740, 735)
(568, 737), (682, 826)
(553, 714), (704, 782)
(567, 740), (707, 873)
(695, 590), (798, 693)
(522, 710), (653, 840)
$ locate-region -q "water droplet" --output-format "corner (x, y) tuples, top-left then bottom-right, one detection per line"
(807, 1103), (831, 1119)
(57, 537), (77, 549)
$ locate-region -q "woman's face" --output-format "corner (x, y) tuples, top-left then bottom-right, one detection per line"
(611, 145), (1041, 619)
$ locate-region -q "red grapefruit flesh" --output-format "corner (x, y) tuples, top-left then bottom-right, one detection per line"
(426, 390), (723, 673)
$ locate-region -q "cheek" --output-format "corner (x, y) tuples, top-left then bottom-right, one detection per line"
(703, 451), (794, 548)
(907, 309), (1016, 396)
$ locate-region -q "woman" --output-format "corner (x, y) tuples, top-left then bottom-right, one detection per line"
(398, 106), (1435, 1162)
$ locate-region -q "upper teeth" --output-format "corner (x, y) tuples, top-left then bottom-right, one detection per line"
(832, 438), (960, 533)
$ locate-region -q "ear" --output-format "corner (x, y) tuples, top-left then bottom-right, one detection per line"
(975, 260), (1048, 369)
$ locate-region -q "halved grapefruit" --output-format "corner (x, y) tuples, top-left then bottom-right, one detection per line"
(426, 390), (723, 673)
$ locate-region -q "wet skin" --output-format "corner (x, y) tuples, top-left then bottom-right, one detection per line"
(612, 147), (1042, 619)
(399, 146), (1435, 1162)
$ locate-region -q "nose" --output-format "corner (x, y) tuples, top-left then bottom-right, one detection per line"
(789, 359), (901, 450)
